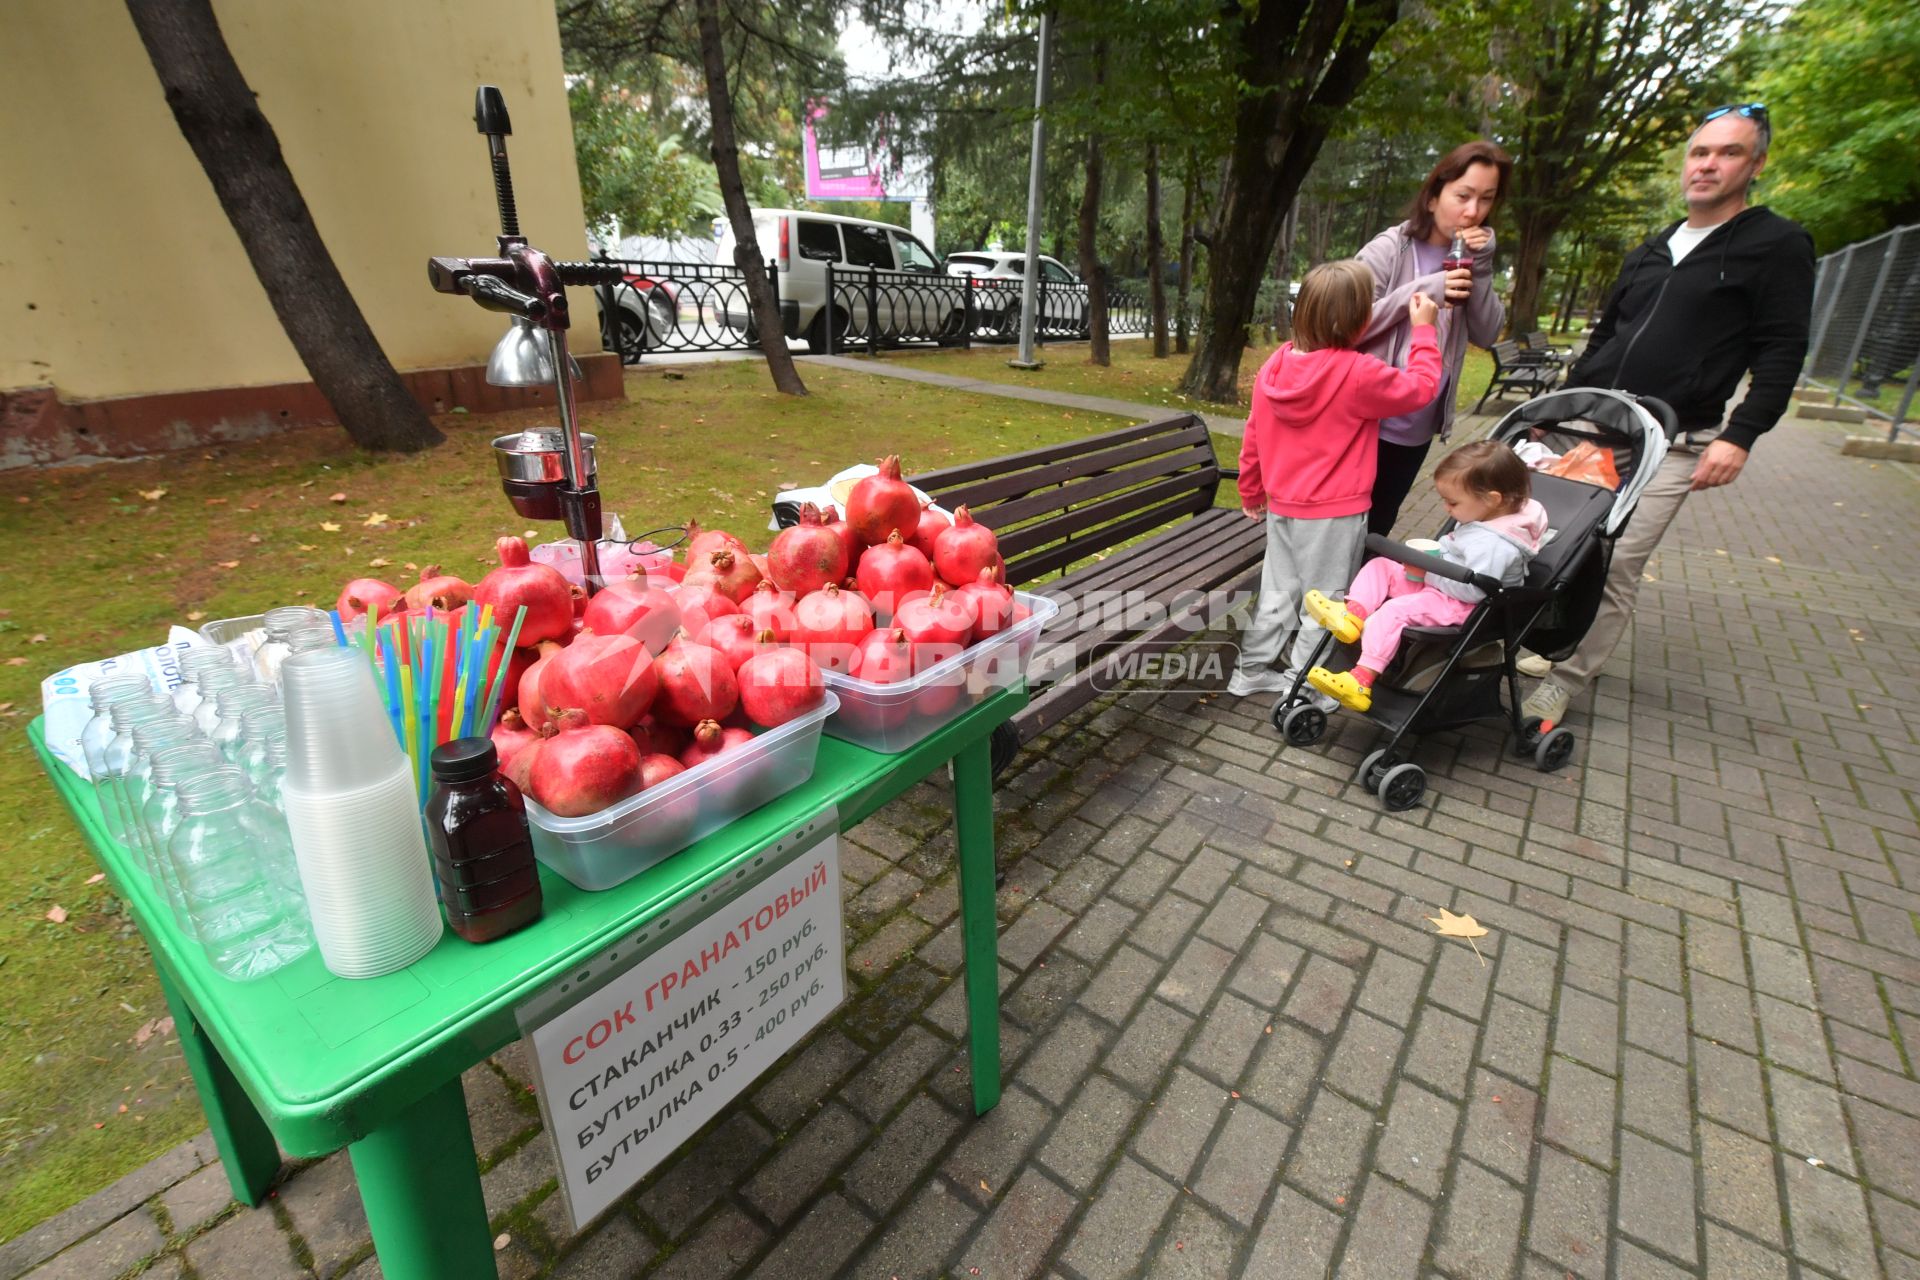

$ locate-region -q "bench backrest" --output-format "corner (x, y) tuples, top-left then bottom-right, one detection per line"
(909, 414), (1224, 585)
(1491, 339), (1528, 364)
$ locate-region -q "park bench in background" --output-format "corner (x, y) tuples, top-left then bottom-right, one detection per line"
(1522, 331), (1573, 365)
(1474, 339), (1563, 413)
(911, 413), (1264, 772)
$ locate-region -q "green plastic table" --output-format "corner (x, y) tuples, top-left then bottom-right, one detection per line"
(29, 683), (1022, 1280)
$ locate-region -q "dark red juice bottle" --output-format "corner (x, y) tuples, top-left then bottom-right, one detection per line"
(1441, 231), (1473, 308)
(426, 738), (543, 943)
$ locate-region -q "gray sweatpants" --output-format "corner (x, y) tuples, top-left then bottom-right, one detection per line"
(1238, 512), (1367, 678)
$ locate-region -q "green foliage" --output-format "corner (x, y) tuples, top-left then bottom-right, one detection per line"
(568, 78), (723, 238)
(1744, 0), (1920, 250)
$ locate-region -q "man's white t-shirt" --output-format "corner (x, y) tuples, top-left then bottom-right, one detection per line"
(1667, 216), (1732, 264)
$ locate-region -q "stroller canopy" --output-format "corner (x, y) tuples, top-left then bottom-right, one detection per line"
(1487, 389), (1674, 537)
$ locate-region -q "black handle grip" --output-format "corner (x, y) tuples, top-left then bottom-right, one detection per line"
(555, 261), (625, 286)
(460, 273), (545, 320)
(1362, 533), (1503, 595)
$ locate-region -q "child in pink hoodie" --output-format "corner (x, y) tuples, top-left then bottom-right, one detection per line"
(1305, 440), (1550, 712)
(1232, 260), (1442, 697)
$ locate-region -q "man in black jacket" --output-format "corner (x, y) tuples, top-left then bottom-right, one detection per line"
(1522, 104), (1815, 728)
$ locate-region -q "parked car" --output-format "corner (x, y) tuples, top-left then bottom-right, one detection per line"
(593, 272), (679, 364)
(943, 251), (1089, 338)
(715, 210), (966, 352)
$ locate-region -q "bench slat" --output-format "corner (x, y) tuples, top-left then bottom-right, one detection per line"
(1028, 506), (1248, 601)
(985, 442), (1218, 536)
(927, 424), (1215, 516)
(996, 463), (1220, 561)
(910, 415), (1205, 492)
(1008, 489), (1221, 583)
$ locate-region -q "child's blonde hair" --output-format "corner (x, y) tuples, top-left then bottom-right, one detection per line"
(1434, 440), (1530, 514)
(1292, 260), (1375, 353)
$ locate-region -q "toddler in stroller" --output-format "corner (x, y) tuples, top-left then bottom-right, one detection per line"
(1267, 387), (1675, 811)
(1304, 441), (1547, 714)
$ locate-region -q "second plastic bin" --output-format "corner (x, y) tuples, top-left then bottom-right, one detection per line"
(822, 592), (1058, 753)
(526, 692), (839, 891)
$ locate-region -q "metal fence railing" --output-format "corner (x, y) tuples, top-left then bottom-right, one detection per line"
(1801, 224), (1920, 442)
(592, 254), (1152, 363)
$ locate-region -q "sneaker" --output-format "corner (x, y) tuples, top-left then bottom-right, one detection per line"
(1227, 669), (1289, 696)
(1515, 650), (1554, 677)
(1303, 590), (1363, 645)
(1307, 667), (1372, 712)
(1522, 682), (1570, 727)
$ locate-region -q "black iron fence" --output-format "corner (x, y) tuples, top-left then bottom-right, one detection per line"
(593, 254), (1153, 362)
(1801, 224), (1920, 442)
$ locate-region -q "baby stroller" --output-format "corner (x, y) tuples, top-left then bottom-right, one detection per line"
(1269, 388), (1676, 811)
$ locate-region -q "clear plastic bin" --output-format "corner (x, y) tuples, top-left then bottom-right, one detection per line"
(821, 592), (1058, 753)
(525, 691), (840, 891)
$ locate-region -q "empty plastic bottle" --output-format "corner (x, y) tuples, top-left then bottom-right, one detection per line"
(102, 697), (192, 847)
(173, 648), (240, 719)
(82, 675), (161, 819)
(167, 769), (312, 981)
(126, 718), (204, 877)
(140, 742), (227, 927)
(210, 685), (278, 764)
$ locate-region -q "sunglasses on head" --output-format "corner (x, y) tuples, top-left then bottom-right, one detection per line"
(1703, 102), (1768, 126)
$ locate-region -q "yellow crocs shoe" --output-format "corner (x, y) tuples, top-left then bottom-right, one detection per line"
(1307, 667), (1373, 713)
(1303, 590), (1363, 645)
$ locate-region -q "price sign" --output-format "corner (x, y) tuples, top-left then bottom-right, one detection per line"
(518, 813), (845, 1229)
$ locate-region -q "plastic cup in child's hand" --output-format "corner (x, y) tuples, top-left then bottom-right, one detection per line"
(1402, 538), (1444, 585)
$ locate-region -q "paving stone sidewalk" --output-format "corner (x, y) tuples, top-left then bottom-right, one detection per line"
(7, 411), (1920, 1279)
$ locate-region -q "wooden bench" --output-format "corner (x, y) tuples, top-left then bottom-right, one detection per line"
(1474, 340), (1562, 413)
(909, 413), (1265, 771)
(1522, 331), (1572, 365)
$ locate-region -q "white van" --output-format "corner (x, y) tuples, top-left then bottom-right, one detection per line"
(715, 209), (967, 352)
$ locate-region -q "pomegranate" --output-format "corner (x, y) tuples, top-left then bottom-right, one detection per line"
(738, 636), (826, 728)
(914, 636), (965, 718)
(653, 640), (740, 726)
(671, 583), (739, 635)
(792, 583), (873, 673)
(820, 504), (857, 565)
(742, 581), (796, 642)
(502, 736), (541, 795)
(894, 586), (976, 654)
(955, 569), (1017, 641)
(516, 641), (568, 732)
(403, 566), (473, 613)
(680, 719), (754, 770)
(684, 521), (753, 566)
(934, 505), (1000, 589)
(528, 724), (642, 818)
(768, 502), (849, 597)
(846, 455), (922, 547)
(855, 533), (935, 618)
(541, 633), (658, 727)
(490, 708), (540, 770)
(682, 548), (763, 603)
(637, 713), (690, 760)
(909, 502), (950, 561)
(657, 562), (687, 584)
(474, 537), (574, 644)
(639, 753), (686, 789)
(696, 613), (764, 671)
(581, 580), (682, 655)
(845, 627), (917, 734)
(336, 577), (403, 623)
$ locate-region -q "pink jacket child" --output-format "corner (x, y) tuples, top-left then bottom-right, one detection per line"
(1304, 440), (1549, 713)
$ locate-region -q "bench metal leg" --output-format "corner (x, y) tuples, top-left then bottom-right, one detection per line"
(348, 1077), (497, 1280)
(951, 734), (1003, 1116)
(155, 965), (281, 1206)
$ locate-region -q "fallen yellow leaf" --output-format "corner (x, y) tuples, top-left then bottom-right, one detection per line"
(1765, 555), (1782, 564)
(320, 521), (342, 533)
(186, 611), (207, 622)
(1427, 907), (1489, 965)
(46, 905), (68, 924)
(329, 492), (348, 503)
(368, 557), (391, 568)
(363, 512), (390, 527)
(298, 543), (318, 552)
(215, 561), (240, 570)
(138, 488), (167, 501)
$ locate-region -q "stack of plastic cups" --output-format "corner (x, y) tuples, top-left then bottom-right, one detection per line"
(126, 717), (205, 880)
(82, 674), (161, 819)
(279, 648), (442, 979)
(102, 697), (193, 847)
(140, 741), (228, 928)
(211, 684), (278, 764)
(167, 767), (312, 981)
(173, 648), (240, 719)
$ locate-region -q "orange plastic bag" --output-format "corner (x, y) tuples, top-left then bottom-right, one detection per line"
(1542, 442), (1621, 490)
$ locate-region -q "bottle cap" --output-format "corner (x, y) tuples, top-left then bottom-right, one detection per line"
(431, 737), (501, 785)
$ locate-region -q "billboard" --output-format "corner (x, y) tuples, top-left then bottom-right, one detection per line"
(803, 102), (928, 202)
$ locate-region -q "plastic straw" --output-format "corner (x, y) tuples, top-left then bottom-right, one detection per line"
(328, 610), (347, 645)
(398, 661), (419, 797)
(378, 629), (404, 746)
(478, 606), (527, 732)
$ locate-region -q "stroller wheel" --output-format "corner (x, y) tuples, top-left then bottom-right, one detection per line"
(1378, 762), (1426, 812)
(1356, 748), (1390, 789)
(1535, 726), (1577, 773)
(1279, 702), (1328, 747)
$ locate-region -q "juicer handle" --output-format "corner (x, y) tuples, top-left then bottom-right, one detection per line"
(473, 85), (520, 240)
(460, 272), (546, 321)
(554, 261), (626, 286)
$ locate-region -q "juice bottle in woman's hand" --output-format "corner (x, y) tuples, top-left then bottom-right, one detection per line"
(1441, 232), (1474, 307)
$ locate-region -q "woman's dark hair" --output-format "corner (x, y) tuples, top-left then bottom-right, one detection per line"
(1435, 440), (1530, 511)
(1404, 140), (1513, 242)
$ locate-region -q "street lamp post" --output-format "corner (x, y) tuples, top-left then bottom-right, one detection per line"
(1010, 10), (1052, 371)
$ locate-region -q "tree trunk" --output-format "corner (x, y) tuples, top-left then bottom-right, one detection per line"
(1146, 143), (1169, 358)
(1180, 0), (1400, 403)
(1272, 197), (1299, 341)
(1175, 157), (1196, 355)
(124, 0), (442, 452)
(694, 0), (806, 395)
(1506, 204), (1563, 339)
(1076, 43), (1110, 367)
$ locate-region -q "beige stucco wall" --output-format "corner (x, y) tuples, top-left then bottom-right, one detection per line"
(0, 0), (600, 402)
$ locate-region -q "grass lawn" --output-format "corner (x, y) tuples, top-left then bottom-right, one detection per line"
(0, 359), (1135, 1240)
(879, 336), (1499, 423)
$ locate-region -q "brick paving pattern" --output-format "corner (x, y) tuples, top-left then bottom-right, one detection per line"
(7, 410), (1920, 1278)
